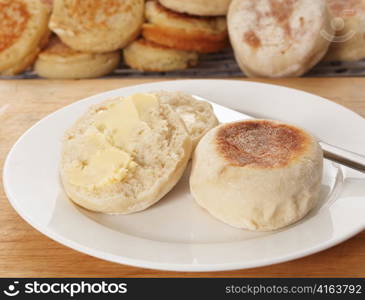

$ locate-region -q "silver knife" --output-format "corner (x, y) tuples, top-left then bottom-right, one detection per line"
(195, 95), (365, 173)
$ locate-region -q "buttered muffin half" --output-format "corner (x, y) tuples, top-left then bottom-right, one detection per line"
(35, 36), (120, 79)
(228, 0), (333, 77)
(50, 0), (144, 53)
(60, 93), (192, 214)
(190, 120), (323, 231)
(0, 0), (50, 75)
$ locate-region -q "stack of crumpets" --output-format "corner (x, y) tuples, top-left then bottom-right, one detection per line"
(124, 0), (231, 72)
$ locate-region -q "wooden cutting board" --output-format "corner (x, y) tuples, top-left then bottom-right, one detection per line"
(0, 77), (364, 277)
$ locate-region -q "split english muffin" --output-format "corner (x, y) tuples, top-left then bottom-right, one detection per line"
(49, 0), (144, 53)
(324, 0), (365, 62)
(0, 0), (50, 75)
(124, 39), (198, 72)
(158, 0), (232, 16)
(143, 0), (229, 53)
(60, 93), (192, 214)
(35, 36), (121, 79)
(153, 91), (219, 149)
(228, 0), (334, 77)
(190, 120), (323, 231)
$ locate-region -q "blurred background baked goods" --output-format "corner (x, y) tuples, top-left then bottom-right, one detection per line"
(2, 0), (365, 78)
(324, 0), (365, 62)
(228, 0), (333, 77)
(0, 0), (50, 75)
(34, 36), (121, 79)
(49, 0), (144, 53)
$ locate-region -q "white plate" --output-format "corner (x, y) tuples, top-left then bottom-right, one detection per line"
(3, 80), (365, 272)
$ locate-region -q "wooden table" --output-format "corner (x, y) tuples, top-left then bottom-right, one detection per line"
(0, 78), (364, 278)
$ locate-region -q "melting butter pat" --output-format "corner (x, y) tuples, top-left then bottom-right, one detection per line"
(66, 147), (136, 190)
(94, 93), (158, 152)
(66, 94), (158, 190)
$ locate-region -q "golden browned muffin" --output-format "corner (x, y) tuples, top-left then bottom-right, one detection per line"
(34, 36), (121, 79)
(190, 120), (323, 231)
(159, 0), (231, 16)
(142, 1), (228, 53)
(0, 0), (50, 75)
(49, 0), (144, 53)
(124, 39), (198, 71)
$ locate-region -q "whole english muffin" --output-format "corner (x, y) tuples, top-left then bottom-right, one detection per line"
(35, 36), (121, 79)
(325, 0), (365, 62)
(0, 0), (50, 75)
(143, 0), (228, 53)
(60, 94), (192, 214)
(228, 0), (334, 77)
(124, 39), (198, 72)
(190, 120), (323, 231)
(49, 0), (144, 53)
(158, 0), (232, 16)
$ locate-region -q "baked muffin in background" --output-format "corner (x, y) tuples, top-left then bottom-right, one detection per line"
(124, 39), (198, 72)
(325, 0), (365, 62)
(35, 36), (121, 79)
(142, 0), (229, 54)
(228, 0), (334, 78)
(0, 0), (50, 75)
(158, 0), (232, 16)
(49, 0), (144, 53)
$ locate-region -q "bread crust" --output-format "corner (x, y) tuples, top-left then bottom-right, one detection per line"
(0, 0), (50, 74)
(49, 0), (144, 53)
(228, 0), (334, 77)
(143, 1), (228, 53)
(159, 0), (232, 16)
(124, 39), (198, 71)
(190, 120), (323, 231)
(35, 36), (120, 78)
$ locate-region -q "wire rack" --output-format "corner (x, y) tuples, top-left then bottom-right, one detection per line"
(2, 49), (365, 79)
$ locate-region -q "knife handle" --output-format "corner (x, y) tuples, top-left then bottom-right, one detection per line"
(320, 142), (365, 173)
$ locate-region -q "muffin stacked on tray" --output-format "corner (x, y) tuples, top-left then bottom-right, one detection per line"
(0, 0), (146, 79)
(36, 0), (144, 78)
(124, 0), (231, 72)
(0, 0), (51, 76)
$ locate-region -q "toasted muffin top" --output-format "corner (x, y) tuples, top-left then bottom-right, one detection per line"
(0, 0), (30, 52)
(146, 0), (227, 34)
(57, 0), (133, 30)
(158, 0), (232, 16)
(216, 120), (310, 168)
